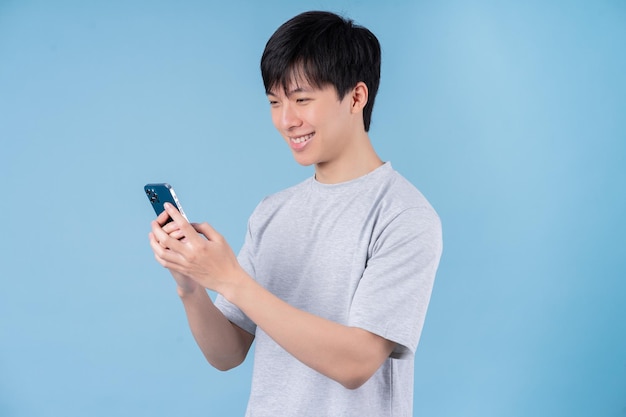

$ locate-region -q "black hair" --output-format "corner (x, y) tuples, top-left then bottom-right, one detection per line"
(261, 11), (381, 132)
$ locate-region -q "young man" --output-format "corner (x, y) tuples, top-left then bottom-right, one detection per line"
(149, 11), (442, 416)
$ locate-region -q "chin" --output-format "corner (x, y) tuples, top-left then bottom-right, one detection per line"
(294, 160), (316, 167)
(292, 153), (318, 167)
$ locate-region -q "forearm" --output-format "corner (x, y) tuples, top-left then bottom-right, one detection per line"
(222, 274), (394, 389)
(179, 285), (253, 371)
(150, 212), (390, 384)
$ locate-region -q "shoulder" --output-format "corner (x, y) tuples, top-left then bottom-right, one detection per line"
(377, 167), (440, 225)
(369, 167), (442, 252)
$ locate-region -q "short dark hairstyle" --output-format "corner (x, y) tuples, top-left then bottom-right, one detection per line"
(261, 11), (381, 132)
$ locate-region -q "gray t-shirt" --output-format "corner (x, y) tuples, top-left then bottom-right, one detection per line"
(215, 162), (442, 417)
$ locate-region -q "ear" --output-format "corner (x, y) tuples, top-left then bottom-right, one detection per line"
(350, 82), (369, 114)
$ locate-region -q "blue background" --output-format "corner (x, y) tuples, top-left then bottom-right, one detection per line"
(1, 0), (625, 416)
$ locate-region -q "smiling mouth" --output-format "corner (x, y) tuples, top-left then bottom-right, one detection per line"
(291, 133), (314, 144)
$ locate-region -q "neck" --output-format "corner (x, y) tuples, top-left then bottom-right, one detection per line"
(314, 136), (383, 184)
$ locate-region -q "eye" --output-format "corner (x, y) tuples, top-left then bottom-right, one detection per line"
(296, 98), (310, 104)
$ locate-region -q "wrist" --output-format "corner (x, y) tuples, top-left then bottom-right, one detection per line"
(177, 282), (202, 299)
(219, 266), (252, 304)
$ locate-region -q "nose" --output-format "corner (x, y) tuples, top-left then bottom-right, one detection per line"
(276, 102), (302, 131)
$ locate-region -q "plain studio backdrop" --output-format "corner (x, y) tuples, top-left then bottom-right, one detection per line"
(1, 1), (624, 416)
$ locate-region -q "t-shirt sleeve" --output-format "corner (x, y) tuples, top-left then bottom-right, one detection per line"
(348, 207), (443, 359)
(214, 220), (257, 336)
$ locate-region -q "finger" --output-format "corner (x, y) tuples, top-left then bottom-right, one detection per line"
(156, 208), (171, 226)
(151, 219), (185, 252)
(167, 206), (206, 244)
(162, 220), (188, 242)
(192, 222), (222, 242)
(164, 202), (186, 223)
(170, 229), (186, 241)
(149, 232), (171, 266)
(149, 231), (184, 268)
(149, 225), (171, 252)
(151, 219), (170, 243)
(162, 221), (181, 234)
(164, 203), (197, 235)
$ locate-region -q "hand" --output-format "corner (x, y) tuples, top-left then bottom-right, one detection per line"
(149, 203), (244, 295)
(149, 206), (200, 294)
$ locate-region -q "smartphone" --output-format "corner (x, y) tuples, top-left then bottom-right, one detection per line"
(144, 183), (188, 223)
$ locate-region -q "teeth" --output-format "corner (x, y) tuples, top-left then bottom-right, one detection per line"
(292, 133), (313, 143)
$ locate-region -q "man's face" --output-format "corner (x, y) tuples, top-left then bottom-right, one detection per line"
(267, 81), (356, 168)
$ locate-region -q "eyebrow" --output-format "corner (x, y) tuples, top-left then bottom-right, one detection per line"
(266, 86), (313, 97)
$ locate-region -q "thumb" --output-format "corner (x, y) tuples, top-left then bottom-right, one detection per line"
(192, 222), (222, 242)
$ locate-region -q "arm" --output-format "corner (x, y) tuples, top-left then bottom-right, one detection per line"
(152, 203), (395, 389)
(225, 272), (396, 389)
(176, 283), (254, 371)
(150, 210), (254, 371)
